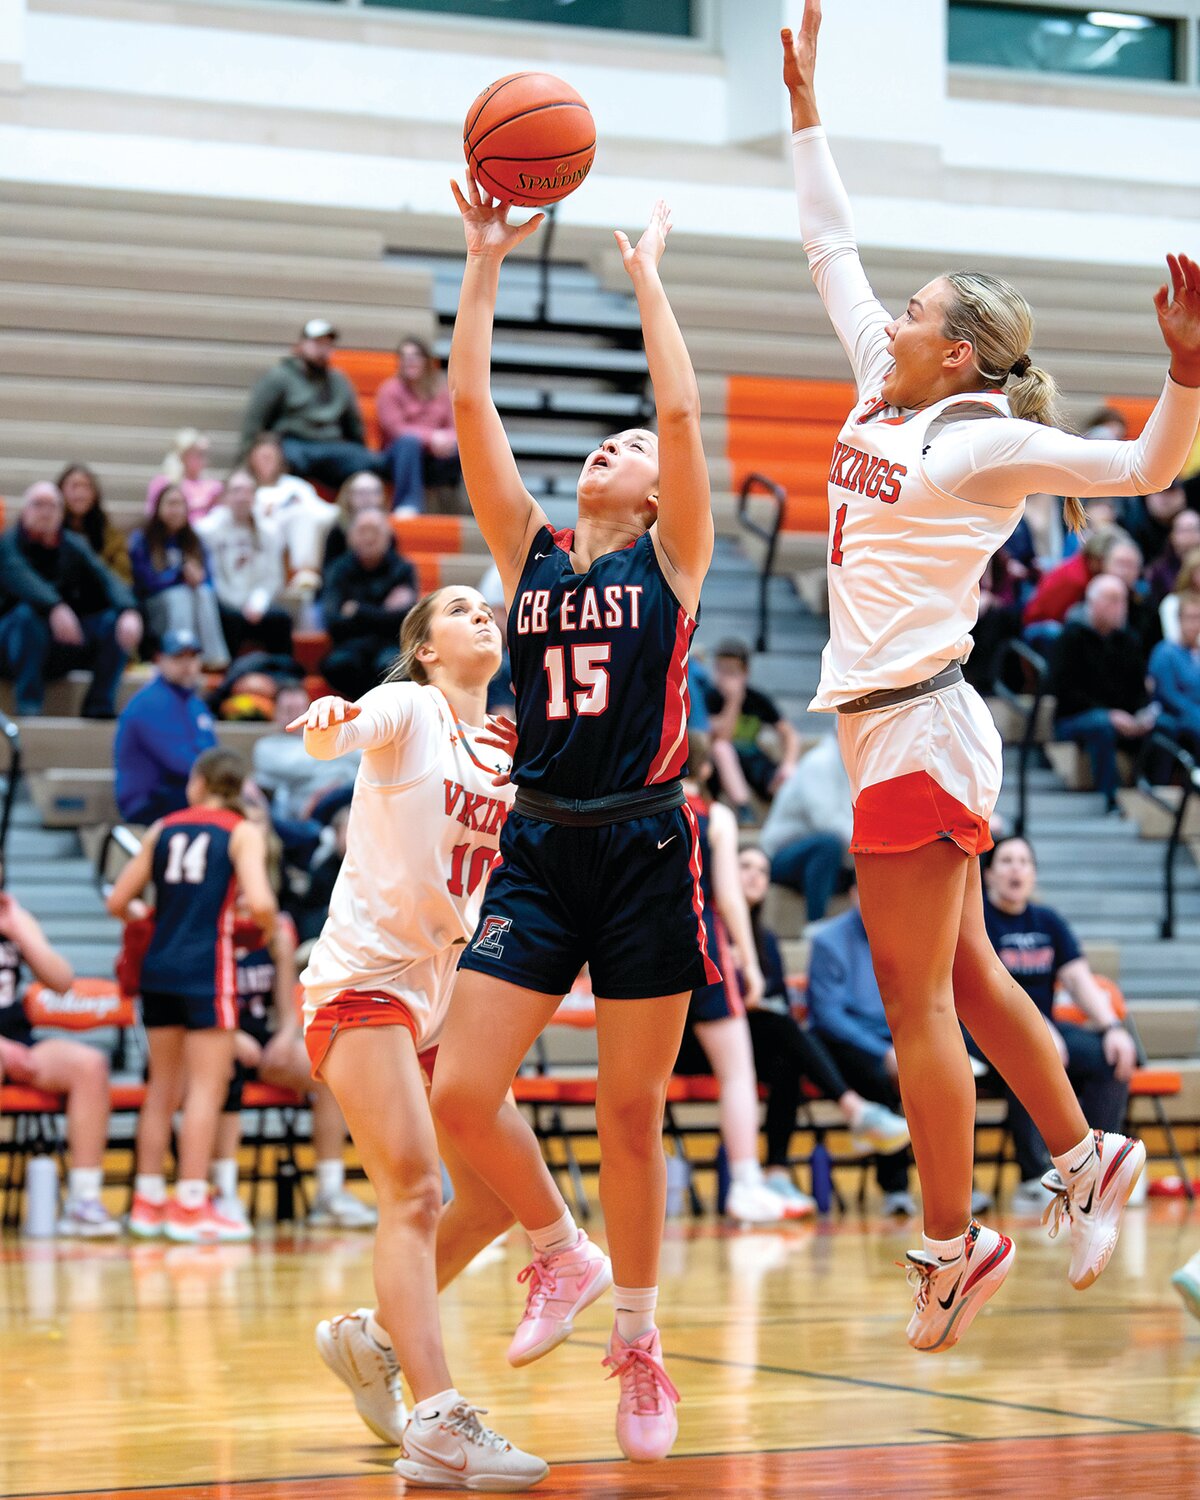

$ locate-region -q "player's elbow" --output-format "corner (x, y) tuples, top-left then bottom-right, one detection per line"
(656, 396), (701, 430)
(1130, 458), (1179, 496)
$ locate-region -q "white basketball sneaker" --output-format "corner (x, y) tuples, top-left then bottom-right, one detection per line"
(1041, 1130), (1146, 1289)
(315, 1308), (407, 1445)
(394, 1399), (549, 1491)
(904, 1220), (1015, 1353)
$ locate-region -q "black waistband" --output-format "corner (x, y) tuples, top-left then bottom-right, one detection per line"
(513, 780), (685, 828)
(836, 662), (964, 716)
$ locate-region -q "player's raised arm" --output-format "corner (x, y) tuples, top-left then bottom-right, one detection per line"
(782, 5), (893, 396)
(618, 201), (713, 615)
(448, 175), (551, 598)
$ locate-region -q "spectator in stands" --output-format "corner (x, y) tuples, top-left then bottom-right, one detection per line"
(1146, 507), (1200, 609)
(981, 836), (1136, 1213)
(57, 464), (131, 584)
(1083, 407), (1128, 443)
(321, 470), (388, 571)
(758, 735), (852, 924)
(1125, 481), (1188, 567)
(245, 432), (339, 594)
(252, 682), (360, 820)
(156, 429), (224, 521)
(1052, 574), (1158, 810)
(319, 510), (417, 700)
(1149, 591), (1200, 754)
(130, 481), (230, 669)
(240, 319), (424, 512)
(1160, 545), (1200, 646)
(805, 878), (915, 1217)
(706, 638), (801, 822)
(113, 628), (217, 825)
(374, 335), (462, 512)
(0, 882), (120, 1236)
(737, 846), (909, 1207)
(1022, 525), (1140, 643)
(197, 469), (292, 659)
(0, 482), (142, 717)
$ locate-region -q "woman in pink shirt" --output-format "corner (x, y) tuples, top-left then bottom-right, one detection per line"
(153, 429), (225, 521)
(374, 338), (462, 512)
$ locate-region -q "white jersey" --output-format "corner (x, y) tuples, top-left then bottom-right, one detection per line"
(299, 682), (514, 1049)
(793, 126), (1200, 711)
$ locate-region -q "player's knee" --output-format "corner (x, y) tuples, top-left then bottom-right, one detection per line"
(597, 1088), (665, 1156)
(375, 1157), (443, 1229)
(430, 1074), (483, 1138)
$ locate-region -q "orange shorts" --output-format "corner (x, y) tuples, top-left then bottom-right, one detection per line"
(304, 989), (438, 1083)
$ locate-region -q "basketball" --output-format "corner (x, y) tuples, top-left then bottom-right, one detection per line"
(463, 71), (595, 207)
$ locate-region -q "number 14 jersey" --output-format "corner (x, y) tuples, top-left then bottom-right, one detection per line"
(508, 526), (696, 798)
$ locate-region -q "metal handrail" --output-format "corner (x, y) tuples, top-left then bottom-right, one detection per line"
(0, 712), (22, 889)
(992, 639), (1049, 837)
(94, 824), (143, 896)
(1133, 732), (1198, 941)
(736, 474), (787, 654)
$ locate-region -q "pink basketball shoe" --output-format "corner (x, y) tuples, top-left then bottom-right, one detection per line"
(602, 1327), (680, 1463)
(506, 1232), (612, 1367)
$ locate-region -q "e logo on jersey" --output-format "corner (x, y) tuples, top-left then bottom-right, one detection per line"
(473, 916), (512, 958)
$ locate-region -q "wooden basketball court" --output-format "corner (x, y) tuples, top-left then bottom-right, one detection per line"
(3, 1202), (1200, 1499)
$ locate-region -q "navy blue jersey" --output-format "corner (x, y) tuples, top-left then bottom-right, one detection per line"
(235, 925), (275, 1028)
(984, 897), (1081, 1018)
(684, 794), (740, 1022)
(142, 807), (241, 1019)
(0, 938), (31, 1043)
(507, 526), (696, 798)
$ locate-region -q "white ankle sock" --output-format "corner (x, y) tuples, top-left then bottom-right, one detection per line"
(175, 1179), (209, 1211)
(68, 1166), (102, 1202)
(922, 1231), (966, 1263)
(135, 1174), (167, 1206)
(613, 1285), (658, 1341)
(730, 1158), (763, 1188)
(413, 1387), (460, 1423)
(316, 1159), (345, 1198)
(528, 1207), (578, 1257)
(1053, 1132), (1097, 1181)
(365, 1310), (393, 1350)
(211, 1158), (238, 1201)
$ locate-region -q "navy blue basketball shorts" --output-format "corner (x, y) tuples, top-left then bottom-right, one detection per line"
(687, 907), (744, 1025)
(458, 801), (722, 1000)
(140, 989), (238, 1032)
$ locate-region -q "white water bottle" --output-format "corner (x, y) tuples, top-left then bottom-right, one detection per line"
(23, 1155), (59, 1238)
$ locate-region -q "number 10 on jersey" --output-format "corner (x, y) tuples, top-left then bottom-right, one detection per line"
(544, 644), (611, 720)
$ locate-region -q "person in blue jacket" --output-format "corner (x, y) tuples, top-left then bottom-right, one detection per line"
(114, 629), (217, 825)
(1149, 589), (1200, 752)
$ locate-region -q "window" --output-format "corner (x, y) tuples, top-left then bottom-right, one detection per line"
(357, 0), (694, 36)
(948, 3), (1178, 81)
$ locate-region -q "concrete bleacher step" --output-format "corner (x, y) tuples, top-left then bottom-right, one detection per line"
(0, 669), (152, 720)
(0, 330), (281, 389)
(28, 769), (119, 830)
(13, 716), (281, 775)
(1119, 786), (1200, 841)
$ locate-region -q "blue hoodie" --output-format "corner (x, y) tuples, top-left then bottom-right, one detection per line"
(114, 675), (218, 824)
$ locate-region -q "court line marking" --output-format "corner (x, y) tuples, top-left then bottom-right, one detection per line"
(571, 1339), (1184, 1433)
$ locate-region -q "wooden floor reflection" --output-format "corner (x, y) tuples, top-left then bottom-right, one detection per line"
(3, 1203), (1200, 1499)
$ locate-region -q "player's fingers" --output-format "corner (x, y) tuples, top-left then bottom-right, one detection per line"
(488, 713), (517, 733)
(614, 230), (631, 254)
(1154, 283), (1169, 314)
(284, 715), (309, 733)
(491, 771), (512, 788)
(1167, 252), (1185, 299)
(1181, 253), (1200, 296)
(450, 178), (470, 213)
(805, 0), (822, 38)
(465, 172), (481, 207)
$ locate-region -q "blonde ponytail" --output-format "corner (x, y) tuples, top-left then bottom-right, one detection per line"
(942, 271), (1085, 533)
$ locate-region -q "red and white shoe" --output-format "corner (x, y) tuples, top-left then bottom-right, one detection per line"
(164, 1199), (216, 1244)
(506, 1232), (612, 1367)
(202, 1196), (254, 1243)
(127, 1194), (166, 1239)
(602, 1327), (680, 1463)
(903, 1220), (1014, 1353)
(1041, 1130), (1146, 1289)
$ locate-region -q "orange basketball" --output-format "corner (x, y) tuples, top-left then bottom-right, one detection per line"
(463, 72), (596, 208)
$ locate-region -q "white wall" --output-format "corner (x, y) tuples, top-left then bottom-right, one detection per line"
(2, 0), (1196, 266)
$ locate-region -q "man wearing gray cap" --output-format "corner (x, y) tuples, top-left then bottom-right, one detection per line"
(240, 319), (425, 511)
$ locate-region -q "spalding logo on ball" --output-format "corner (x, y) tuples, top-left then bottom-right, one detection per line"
(463, 72), (596, 207)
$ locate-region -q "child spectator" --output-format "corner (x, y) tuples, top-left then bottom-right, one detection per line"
(374, 336), (462, 512)
(156, 429), (224, 521)
(114, 629), (217, 826)
(0, 482), (142, 717)
(322, 470), (388, 571)
(319, 511), (417, 700)
(57, 464), (131, 584)
(0, 883), (120, 1236)
(706, 638), (801, 822)
(758, 735), (852, 924)
(130, 481), (230, 669)
(245, 432), (339, 593)
(197, 469), (292, 659)
(1149, 591), (1200, 754)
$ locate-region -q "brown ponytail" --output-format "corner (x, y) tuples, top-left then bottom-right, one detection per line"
(191, 747), (247, 812)
(387, 588), (449, 685)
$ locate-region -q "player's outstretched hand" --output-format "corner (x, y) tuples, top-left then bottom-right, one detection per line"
(1156, 253), (1200, 385)
(475, 712), (518, 786)
(450, 173), (545, 262)
(288, 696), (361, 733)
(781, 1), (821, 97)
(615, 199), (672, 278)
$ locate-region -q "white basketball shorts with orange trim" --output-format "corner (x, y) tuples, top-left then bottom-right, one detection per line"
(836, 681), (1002, 858)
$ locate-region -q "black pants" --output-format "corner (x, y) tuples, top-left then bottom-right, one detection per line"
(219, 604), (294, 661)
(968, 1022), (1129, 1181)
(814, 1033), (910, 1193)
(321, 636), (401, 701)
(748, 1007), (850, 1168)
